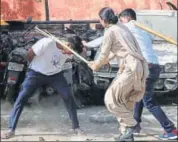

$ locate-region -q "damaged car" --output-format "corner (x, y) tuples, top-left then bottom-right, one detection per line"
(89, 41), (177, 94)
(85, 10), (177, 98)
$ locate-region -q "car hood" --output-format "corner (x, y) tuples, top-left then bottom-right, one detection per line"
(153, 42), (177, 65)
(86, 36), (177, 66)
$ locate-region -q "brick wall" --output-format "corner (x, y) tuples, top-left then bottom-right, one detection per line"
(1, 0), (177, 21)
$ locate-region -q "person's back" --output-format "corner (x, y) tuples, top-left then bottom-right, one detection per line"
(105, 23), (148, 100)
(119, 8), (177, 140)
(102, 23), (145, 60)
(123, 20), (158, 64)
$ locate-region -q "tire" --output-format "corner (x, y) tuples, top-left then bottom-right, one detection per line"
(0, 85), (5, 98)
(90, 83), (105, 105)
(4, 84), (16, 104)
(72, 84), (85, 109)
(45, 86), (55, 96)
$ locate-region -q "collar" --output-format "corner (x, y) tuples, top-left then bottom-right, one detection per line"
(105, 24), (114, 31)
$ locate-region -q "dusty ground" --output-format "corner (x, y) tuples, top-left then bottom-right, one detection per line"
(1, 94), (177, 141)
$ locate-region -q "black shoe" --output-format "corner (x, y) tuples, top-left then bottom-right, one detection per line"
(114, 127), (134, 142)
(73, 128), (86, 135)
(133, 123), (141, 134)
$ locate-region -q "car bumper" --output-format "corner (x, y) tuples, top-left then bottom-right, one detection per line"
(93, 72), (177, 93)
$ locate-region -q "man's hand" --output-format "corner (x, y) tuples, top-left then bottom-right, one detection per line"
(62, 49), (72, 54)
(82, 40), (87, 47)
(88, 61), (100, 71)
(62, 43), (73, 55)
(57, 42), (73, 55)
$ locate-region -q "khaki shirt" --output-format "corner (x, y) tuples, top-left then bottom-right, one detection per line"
(95, 23), (149, 91)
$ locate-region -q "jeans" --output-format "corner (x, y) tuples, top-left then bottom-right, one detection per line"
(8, 69), (79, 131)
(134, 64), (175, 133)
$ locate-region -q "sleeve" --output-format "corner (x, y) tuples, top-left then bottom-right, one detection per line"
(95, 30), (114, 66)
(108, 51), (116, 61)
(31, 38), (50, 56)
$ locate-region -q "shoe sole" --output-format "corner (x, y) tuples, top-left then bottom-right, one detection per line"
(133, 132), (140, 135)
(159, 136), (177, 140)
(114, 138), (134, 142)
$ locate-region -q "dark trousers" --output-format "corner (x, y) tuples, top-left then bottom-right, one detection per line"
(0, 68), (6, 97)
(134, 64), (175, 133)
(8, 69), (79, 131)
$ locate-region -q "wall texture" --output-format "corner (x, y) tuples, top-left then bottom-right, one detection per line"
(1, 0), (177, 21)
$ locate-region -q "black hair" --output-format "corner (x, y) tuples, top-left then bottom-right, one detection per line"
(63, 27), (76, 34)
(66, 35), (83, 54)
(99, 7), (118, 24)
(118, 8), (137, 20)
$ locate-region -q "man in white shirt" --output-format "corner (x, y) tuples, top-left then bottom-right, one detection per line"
(119, 8), (177, 140)
(1, 35), (84, 139)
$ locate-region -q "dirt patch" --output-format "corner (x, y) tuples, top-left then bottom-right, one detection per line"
(1, 95), (177, 141)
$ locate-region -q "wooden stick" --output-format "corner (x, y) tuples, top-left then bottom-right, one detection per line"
(35, 26), (89, 64)
(134, 22), (177, 46)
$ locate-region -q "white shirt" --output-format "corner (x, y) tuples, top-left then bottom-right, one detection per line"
(124, 21), (158, 64)
(29, 37), (72, 76)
